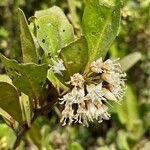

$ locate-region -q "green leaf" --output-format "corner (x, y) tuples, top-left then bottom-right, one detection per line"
(70, 142), (84, 150)
(82, 0), (120, 68)
(59, 37), (88, 81)
(113, 84), (139, 131)
(18, 8), (38, 63)
(0, 54), (48, 104)
(41, 125), (53, 150)
(67, 0), (81, 33)
(0, 108), (16, 125)
(0, 74), (12, 84)
(97, 146), (110, 150)
(0, 82), (23, 123)
(35, 6), (74, 56)
(0, 124), (16, 149)
(27, 118), (43, 148)
(116, 130), (130, 150)
(119, 52), (142, 71)
(20, 93), (32, 126)
(47, 71), (68, 90)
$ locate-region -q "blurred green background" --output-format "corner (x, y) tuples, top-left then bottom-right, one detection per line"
(0, 0), (150, 149)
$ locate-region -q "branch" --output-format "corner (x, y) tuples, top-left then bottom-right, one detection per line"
(12, 99), (57, 149)
(12, 115), (37, 150)
(13, 81), (58, 149)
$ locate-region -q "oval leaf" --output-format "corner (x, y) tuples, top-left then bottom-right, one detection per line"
(18, 8), (38, 63)
(59, 37), (88, 81)
(0, 82), (23, 123)
(36, 6), (74, 56)
(119, 52), (142, 71)
(82, 0), (120, 69)
(0, 54), (48, 104)
(113, 84), (139, 131)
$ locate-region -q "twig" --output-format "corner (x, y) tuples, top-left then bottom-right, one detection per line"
(12, 114), (37, 150)
(12, 99), (57, 149)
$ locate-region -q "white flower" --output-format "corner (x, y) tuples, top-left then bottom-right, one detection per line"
(86, 101), (98, 122)
(101, 71), (126, 86)
(67, 73), (85, 88)
(109, 85), (126, 100)
(102, 58), (121, 72)
(59, 87), (84, 106)
(86, 83), (106, 102)
(60, 105), (74, 126)
(97, 104), (110, 123)
(75, 102), (89, 127)
(59, 57), (126, 127)
(49, 59), (66, 75)
(102, 88), (117, 102)
(86, 101), (110, 122)
(90, 58), (103, 73)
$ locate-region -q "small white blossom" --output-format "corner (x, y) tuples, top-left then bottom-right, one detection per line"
(86, 101), (99, 122)
(109, 85), (126, 100)
(86, 83), (106, 102)
(90, 58), (123, 73)
(90, 58), (103, 73)
(86, 101), (110, 123)
(97, 104), (110, 123)
(60, 105), (74, 126)
(67, 73), (85, 88)
(59, 87), (84, 106)
(101, 71), (126, 86)
(75, 102), (89, 127)
(102, 58), (121, 72)
(102, 88), (117, 102)
(49, 59), (66, 75)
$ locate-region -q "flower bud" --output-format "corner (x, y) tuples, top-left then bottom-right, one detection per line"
(102, 88), (117, 102)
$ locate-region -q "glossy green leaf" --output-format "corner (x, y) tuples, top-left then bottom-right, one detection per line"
(0, 82), (23, 123)
(0, 54), (48, 103)
(20, 93), (32, 126)
(119, 52), (142, 71)
(35, 6), (74, 56)
(59, 37), (88, 81)
(18, 8), (38, 63)
(82, 0), (120, 68)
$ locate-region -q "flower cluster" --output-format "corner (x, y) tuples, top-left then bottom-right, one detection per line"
(59, 58), (126, 127)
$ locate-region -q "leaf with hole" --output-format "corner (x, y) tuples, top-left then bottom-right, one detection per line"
(35, 6), (74, 57)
